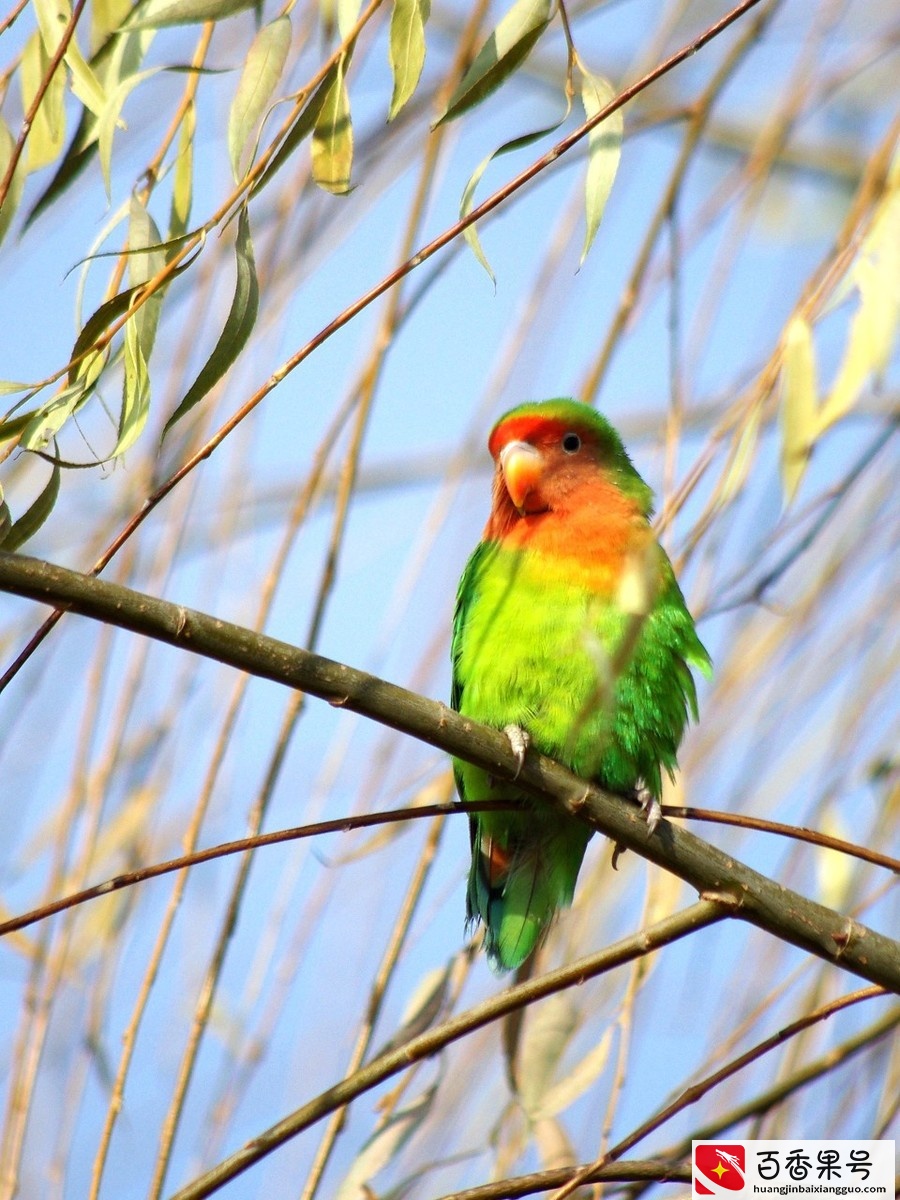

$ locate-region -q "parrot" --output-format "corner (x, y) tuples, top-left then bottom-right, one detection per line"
(451, 399), (711, 972)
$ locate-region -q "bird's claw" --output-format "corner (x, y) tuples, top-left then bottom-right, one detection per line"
(636, 786), (662, 834)
(503, 724), (531, 779)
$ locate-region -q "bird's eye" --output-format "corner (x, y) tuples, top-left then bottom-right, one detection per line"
(562, 432), (581, 454)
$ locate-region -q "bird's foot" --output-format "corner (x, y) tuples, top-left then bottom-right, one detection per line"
(636, 785), (662, 835)
(503, 725), (531, 779)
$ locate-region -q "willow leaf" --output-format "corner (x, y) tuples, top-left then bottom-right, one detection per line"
(579, 69), (622, 265)
(435, 0), (552, 125)
(388, 0), (429, 120)
(312, 57), (352, 194)
(0, 461), (61, 551)
(228, 16), (291, 182)
(0, 119), (26, 247)
(779, 314), (818, 504)
(127, 0), (259, 29)
(162, 207), (258, 436)
(460, 106), (569, 282)
(21, 32), (67, 171)
(251, 65), (337, 198)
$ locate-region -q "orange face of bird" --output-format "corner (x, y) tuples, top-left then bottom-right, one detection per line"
(497, 441), (544, 513)
(489, 415), (589, 517)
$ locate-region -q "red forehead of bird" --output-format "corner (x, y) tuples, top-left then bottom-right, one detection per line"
(488, 414), (590, 460)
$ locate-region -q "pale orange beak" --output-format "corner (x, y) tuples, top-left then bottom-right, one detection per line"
(499, 441), (543, 513)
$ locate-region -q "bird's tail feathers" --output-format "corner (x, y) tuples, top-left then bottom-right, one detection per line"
(466, 823), (590, 973)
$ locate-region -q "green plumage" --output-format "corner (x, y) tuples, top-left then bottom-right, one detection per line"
(451, 401), (711, 972)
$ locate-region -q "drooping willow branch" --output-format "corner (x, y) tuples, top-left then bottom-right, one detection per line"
(1, 550), (898, 994)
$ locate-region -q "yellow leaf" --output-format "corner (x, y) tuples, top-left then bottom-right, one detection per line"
(717, 400), (762, 507)
(816, 811), (855, 911)
(819, 183), (900, 434)
(312, 57), (353, 195)
(779, 314), (818, 504)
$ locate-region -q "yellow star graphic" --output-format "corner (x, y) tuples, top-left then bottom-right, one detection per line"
(713, 1163), (729, 1179)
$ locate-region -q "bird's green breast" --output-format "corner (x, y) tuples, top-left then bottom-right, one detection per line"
(452, 539), (708, 800)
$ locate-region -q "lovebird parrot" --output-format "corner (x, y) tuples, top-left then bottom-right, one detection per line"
(451, 399), (711, 972)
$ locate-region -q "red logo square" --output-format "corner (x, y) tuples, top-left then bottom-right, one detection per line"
(694, 1144), (747, 1194)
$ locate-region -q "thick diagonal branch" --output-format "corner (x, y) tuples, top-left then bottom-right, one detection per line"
(0, 550), (898, 993)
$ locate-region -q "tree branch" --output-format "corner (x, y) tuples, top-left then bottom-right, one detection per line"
(171, 900), (723, 1198)
(1, 550), (898, 996)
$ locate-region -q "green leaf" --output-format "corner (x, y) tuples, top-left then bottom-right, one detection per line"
(19, 382), (88, 452)
(21, 31), (67, 171)
(0, 461), (61, 551)
(23, 28), (154, 225)
(68, 282), (142, 387)
(0, 412), (40, 444)
(227, 15), (292, 182)
(779, 314), (818, 505)
(250, 65), (337, 198)
(388, 0), (429, 120)
(116, 320), (151, 455)
(169, 98), (195, 239)
(34, 0), (109, 117)
(0, 119), (26, 247)
(0, 484), (11, 545)
(92, 0), (133, 44)
(98, 66), (161, 198)
(460, 108), (570, 283)
(435, 0), (552, 126)
(312, 56), (353, 194)
(126, 0), (259, 29)
(128, 197), (165, 357)
(579, 69), (622, 265)
(162, 207), (259, 436)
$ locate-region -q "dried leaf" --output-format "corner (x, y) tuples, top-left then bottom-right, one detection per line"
(227, 16), (292, 181)
(779, 314), (818, 504)
(533, 1025), (612, 1119)
(579, 69), (622, 265)
(335, 1087), (436, 1200)
(435, 0), (553, 126)
(518, 992), (578, 1118)
(376, 965), (450, 1055)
